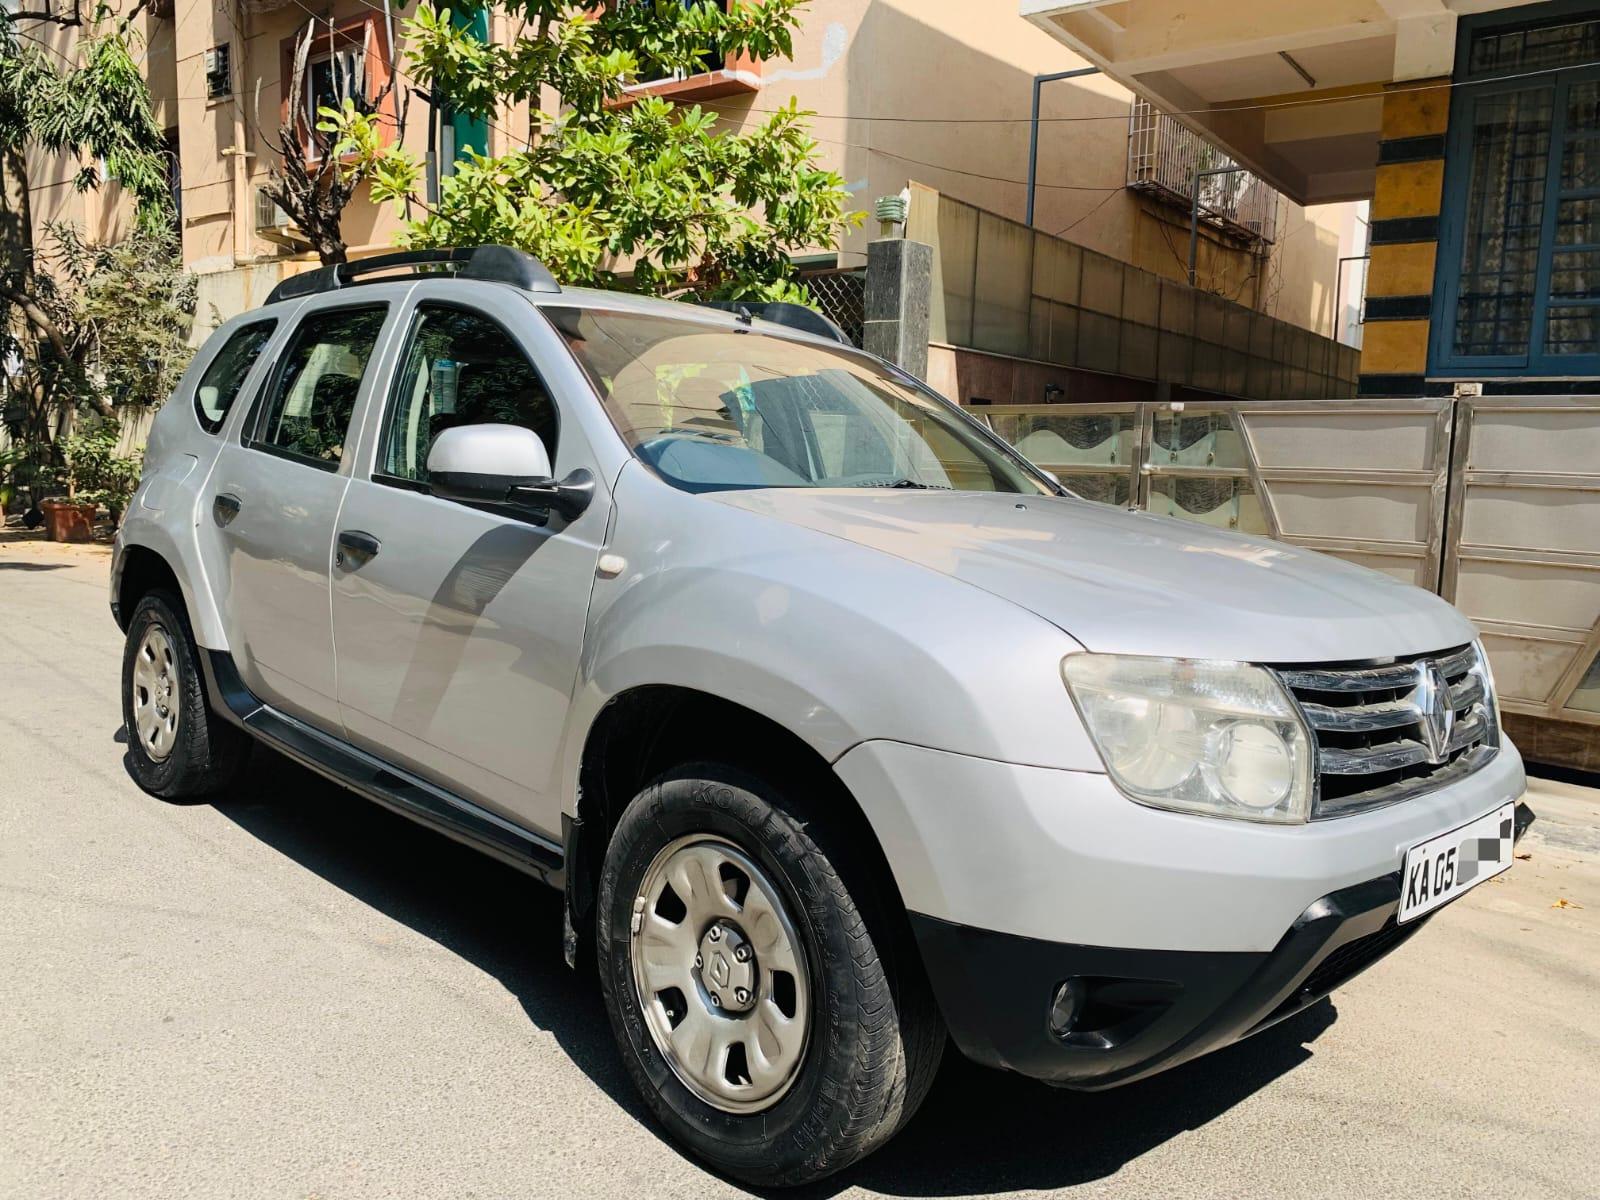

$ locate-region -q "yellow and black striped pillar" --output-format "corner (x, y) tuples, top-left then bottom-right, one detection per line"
(1358, 80), (1450, 397)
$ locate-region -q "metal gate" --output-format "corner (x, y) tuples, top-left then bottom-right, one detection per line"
(1443, 397), (1600, 738)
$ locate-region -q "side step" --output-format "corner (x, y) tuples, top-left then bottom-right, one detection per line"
(201, 650), (564, 885)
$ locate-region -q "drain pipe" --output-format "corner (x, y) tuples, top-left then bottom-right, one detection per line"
(1026, 66), (1100, 228)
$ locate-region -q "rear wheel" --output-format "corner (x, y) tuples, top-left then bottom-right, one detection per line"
(596, 763), (942, 1187)
(121, 590), (247, 799)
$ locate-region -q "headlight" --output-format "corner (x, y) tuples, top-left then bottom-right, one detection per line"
(1062, 654), (1313, 824)
(1472, 639), (1503, 745)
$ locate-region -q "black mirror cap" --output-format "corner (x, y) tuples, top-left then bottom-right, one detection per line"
(428, 469), (546, 507)
(430, 467), (594, 524)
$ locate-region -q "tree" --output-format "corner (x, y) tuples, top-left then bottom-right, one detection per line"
(0, 6), (183, 502)
(0, 221), (194, 500)
(329, 0), (860, 301)
(0, 4), (172, 230)
(258, 20), (402, 265)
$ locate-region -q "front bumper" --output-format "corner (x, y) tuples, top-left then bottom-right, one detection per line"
(911, 870), (1427, 1088)
(834, 738), (1528, 952)
(833, 737), (1530, 1086)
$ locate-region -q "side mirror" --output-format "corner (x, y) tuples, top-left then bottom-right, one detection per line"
(426, 424), (593, 521)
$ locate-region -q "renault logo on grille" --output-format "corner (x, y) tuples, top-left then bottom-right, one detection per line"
(1414, 662), (1455, 765)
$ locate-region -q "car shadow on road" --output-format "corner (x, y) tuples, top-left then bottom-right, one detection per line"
(206, 744), (656, 1126)
(208, 743), (1337, 1198)
(816, 1000), (1336, 1197)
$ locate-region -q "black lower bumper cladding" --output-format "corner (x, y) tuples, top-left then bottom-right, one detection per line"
(913, 802), (1534, 1090)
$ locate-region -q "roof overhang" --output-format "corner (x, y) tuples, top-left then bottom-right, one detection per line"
(1022, 1), (1546, 205)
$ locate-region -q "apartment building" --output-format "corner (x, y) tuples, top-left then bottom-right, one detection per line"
(11, 0), (1363, 349)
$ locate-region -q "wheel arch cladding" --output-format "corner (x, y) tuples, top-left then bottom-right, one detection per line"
(116, 544), (184, 632)
(568, 684), (915, 960)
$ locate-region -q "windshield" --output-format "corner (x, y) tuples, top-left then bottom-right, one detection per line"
(546, 307), (1053, 495)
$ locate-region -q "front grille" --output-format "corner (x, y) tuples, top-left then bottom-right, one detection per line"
(1276, 644), (1499, 819)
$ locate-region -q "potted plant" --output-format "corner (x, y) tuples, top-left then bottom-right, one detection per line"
(46, 423), (140, 542)
(39, 494), (99, 542)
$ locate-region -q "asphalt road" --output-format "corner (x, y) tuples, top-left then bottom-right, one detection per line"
(3, 533), (1598, 1200)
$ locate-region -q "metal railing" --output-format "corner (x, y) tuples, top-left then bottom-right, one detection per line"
(1126, 98), (1280, 245)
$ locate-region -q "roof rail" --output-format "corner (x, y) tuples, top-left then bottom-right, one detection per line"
(696, 300), (851, 346)
(264, 245), (561, 306)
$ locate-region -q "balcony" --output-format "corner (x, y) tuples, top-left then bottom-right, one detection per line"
(1126, 98), (1280, 247)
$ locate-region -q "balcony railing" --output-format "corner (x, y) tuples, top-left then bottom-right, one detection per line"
(1127, 98), (1280, 245)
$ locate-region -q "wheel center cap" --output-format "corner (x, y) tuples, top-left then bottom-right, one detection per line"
(696, 922), (757, 1013)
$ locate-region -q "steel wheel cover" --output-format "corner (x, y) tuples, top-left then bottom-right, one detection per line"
(130, 625), (180, 762)
(629, 834), (811, 1114)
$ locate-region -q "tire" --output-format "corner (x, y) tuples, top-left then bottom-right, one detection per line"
(596, 763), (943, 1187)
(121, 589), (248, 800)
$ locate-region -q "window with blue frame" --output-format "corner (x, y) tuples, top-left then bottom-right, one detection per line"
(1434, 6), (1600, 375)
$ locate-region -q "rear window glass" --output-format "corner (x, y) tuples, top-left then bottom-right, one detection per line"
(194, 321), (275, 434)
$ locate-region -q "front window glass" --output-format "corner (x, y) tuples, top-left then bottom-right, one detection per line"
(548, 307), (1051, 495)
(251, 305), (386, 467)
(381, 304), (558, 484)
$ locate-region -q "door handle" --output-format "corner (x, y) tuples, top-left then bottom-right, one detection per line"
(213, 493), (242, 526)
(335, 529), (381, 570)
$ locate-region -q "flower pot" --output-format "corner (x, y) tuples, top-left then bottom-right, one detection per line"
(40, 499), (99, 543)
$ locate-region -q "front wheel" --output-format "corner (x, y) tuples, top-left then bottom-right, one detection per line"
(596, 764), (942, 1187)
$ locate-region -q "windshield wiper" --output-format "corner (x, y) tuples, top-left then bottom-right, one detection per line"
(867, 477), (951, 490)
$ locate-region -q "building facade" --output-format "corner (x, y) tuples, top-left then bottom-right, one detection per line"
(10, 0), (1362, 347)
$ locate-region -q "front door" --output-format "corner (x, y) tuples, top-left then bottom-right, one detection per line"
(329, 293), (609, 836)
(202, 302), (391, 727)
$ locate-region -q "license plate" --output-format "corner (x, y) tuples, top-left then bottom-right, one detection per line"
(1398, 802), (1516, 924)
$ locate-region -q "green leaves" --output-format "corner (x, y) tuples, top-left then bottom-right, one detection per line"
(331, 0), (862, 301)
(0, 14), (173, 229)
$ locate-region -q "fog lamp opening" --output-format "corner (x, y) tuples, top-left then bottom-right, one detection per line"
(1047, 978), (1086, 1040)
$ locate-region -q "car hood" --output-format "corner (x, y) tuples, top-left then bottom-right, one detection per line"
(708, 489), (1477, 663)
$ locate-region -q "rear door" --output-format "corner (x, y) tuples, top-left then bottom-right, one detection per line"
(200, 300), (396, 727)
(328, 286), (610, 835)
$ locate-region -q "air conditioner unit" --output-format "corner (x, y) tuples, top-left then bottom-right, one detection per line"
(204, 44), (231, 100)
(253, 186), (307, 249)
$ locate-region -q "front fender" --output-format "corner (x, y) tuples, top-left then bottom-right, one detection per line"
(556, 466), (1101, 814)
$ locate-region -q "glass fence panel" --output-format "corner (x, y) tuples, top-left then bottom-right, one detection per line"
(1151, 409), (1250, 469)
(1566, 649), (1600, 714)
(986, 407), (1138, 510)
(1146, 474), (1269, 535)
(987, 409), (1138, 470)
(1059, 471), (1132, 507)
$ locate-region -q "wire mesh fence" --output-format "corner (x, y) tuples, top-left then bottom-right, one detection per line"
(799, 268), (866, 347)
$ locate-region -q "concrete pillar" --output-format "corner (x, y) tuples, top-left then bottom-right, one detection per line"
(862, 237), (933, 379)
(1358, 80), (1450, 397)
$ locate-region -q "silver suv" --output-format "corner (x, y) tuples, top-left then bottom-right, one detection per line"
(113, 246), (1529, 1186)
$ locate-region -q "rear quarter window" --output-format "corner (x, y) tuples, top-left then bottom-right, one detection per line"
(194, 321), (276, 434)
